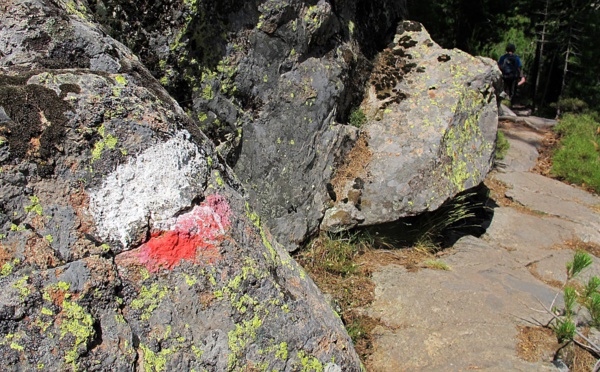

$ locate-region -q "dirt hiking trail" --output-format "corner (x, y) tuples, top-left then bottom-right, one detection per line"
(365, 112), (600, 371)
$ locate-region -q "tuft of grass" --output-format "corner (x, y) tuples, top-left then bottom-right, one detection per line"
(551, 113), (600, 193)
(302, 231), (368, 276)
(349, 108), (367, 128)
(295, 231), (380, 365)
(495, 130), (510, 162)
(422, 259), (451, 271)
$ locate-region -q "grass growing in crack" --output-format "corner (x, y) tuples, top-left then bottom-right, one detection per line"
(495, 130), (510, 162)
(295, 231), (379, 363)
(366, 189), (488, 251)
(422, 259), (451, 271)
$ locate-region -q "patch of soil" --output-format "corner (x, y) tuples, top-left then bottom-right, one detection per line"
(558, 340), (598, 372)
(516, 325), (558, 363)
(330, 133), (372, 200)
(532, 129), (559, 178)
(564, 239), (600, 259)
(484, 176), (513, 207)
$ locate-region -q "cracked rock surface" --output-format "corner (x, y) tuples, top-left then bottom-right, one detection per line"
(0, 1), (360, 370)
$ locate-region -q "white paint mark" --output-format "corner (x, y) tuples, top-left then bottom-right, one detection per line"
(89, 131), (209, 247)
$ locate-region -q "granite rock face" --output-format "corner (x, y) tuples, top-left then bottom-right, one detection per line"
(0, 1), (361, 370)
(322, 21), (501, 232)
(85, 0), (408, 250)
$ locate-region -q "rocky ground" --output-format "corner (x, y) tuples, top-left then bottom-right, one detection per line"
(364, 112), (600, 371)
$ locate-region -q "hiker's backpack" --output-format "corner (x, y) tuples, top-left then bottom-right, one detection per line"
(501, 54), (519, 79)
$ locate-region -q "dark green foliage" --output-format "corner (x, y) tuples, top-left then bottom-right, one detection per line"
(349, 108), (366, 128)
(551, 98), (589, 114)
(551, 114), (600, 192)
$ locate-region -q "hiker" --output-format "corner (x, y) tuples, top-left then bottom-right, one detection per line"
(498, 43), (526, 104)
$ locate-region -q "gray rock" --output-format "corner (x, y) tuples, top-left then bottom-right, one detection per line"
(323, 21), (501, 231)
(82, 0), (408, 250)
(496, 171), (600, 244)
(0, 0), (130, 72)
(57, 260), (91, 293)
(367, 236), (558, 371)
(0, 1), (362, 370)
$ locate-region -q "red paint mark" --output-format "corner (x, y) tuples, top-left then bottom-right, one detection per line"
(137, 194), (231, 272)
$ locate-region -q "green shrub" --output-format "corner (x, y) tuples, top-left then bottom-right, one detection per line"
(495, 131), (510, 161)
(551, 98), (589, 114)
(349, 108), (366, 128)
(551, 114), (600, 192)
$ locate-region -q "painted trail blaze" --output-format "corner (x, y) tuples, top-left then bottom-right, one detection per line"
(138, 194), (231, 271)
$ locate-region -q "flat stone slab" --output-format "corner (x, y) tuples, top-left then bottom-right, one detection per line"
(497, 124), (544, 172)
(496, 172), (600, 244)
(367, 236), (558, 371)
(485, 207), (585, 254)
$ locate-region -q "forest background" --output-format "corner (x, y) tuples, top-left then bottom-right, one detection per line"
(407, 0), (600, 116)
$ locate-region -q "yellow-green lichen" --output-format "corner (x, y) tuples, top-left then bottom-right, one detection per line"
(184, 274), (198, 286)
(227, 314), (263, 369)
(64, 0), (90, 20)
(214, 171), (224, 187)
(1, 262), (14, 277)
(191, 345), (204, 359)
(24, 195), (43, 216)
(12, 276), (31, 299)
(60, 300), (95, 365)
(245, 202), (278, 264)
(276, 342), (288, 360)
(297, 350), (324, 372)
(91, 124), (118, 163)
(10, 223), (26, 231)
(139, 343), (175, 372)
(41, 307), (54, 316)
(130, 283), (168, 321)
(114, 75), (128, 86)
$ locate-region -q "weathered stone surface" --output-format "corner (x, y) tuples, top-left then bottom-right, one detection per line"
(323, 21), (501, 231)
(83, 0), (408, 250)
(367, 236), (559, 372)
(0, 1), (361, 370)
(0, 0), (130, 72)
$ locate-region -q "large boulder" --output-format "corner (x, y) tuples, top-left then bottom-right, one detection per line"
(322, 21), (501, 231)
(82, 0), (408, 250)
(0, 1), (361, 370)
